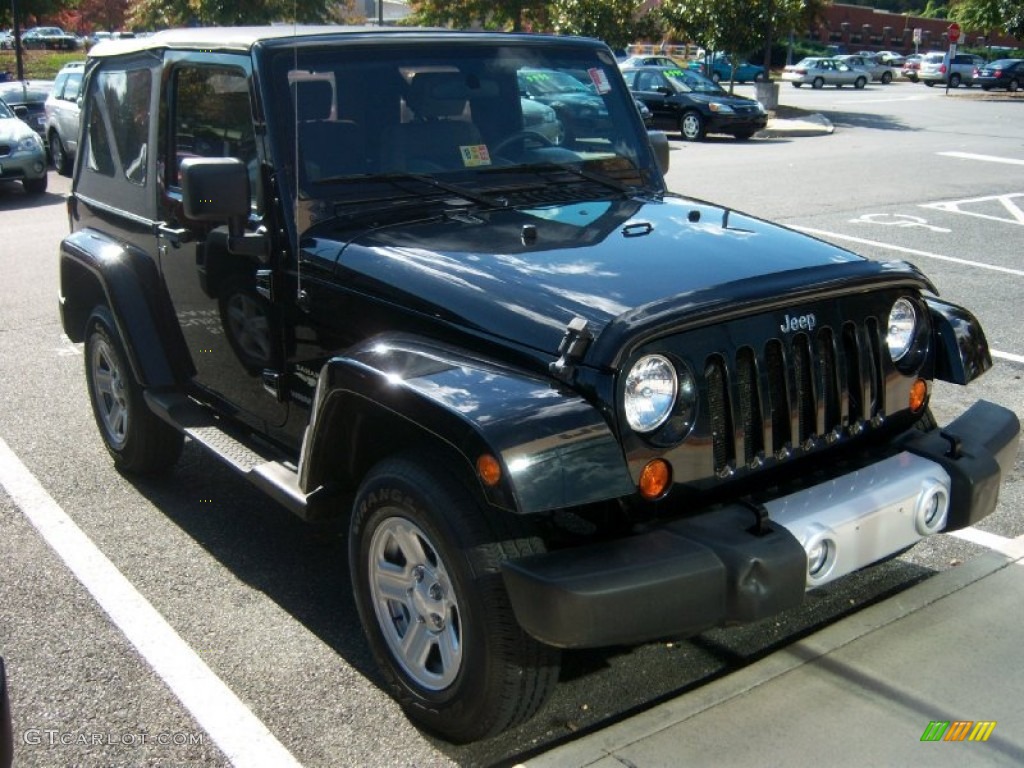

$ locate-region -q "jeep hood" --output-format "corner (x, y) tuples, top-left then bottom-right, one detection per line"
(305, 195), (929, 362)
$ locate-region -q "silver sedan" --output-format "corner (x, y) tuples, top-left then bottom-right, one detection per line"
(781, 57), (868, 89)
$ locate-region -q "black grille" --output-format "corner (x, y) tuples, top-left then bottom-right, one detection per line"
(704, 320), (884, 474)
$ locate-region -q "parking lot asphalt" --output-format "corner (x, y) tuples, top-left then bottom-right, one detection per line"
(520, 547), (1024, 768)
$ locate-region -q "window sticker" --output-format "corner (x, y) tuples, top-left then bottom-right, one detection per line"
(588, 67), (612, 94)
(461, 145), (492, 167)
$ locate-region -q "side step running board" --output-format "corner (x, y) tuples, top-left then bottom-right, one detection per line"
(144, 391), (329, 520)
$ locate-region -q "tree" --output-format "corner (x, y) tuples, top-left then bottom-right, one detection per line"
(549, 0), (662, 51)
(407, 0), (550, 31)
(951, 0), (1024, 39)
(126, 0), (338, 29)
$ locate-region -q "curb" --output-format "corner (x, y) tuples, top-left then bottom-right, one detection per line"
(518, 550), (1014, 768)
(758, 112), (834, 138)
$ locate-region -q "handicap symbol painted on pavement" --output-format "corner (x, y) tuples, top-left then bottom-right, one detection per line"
(850, 213), (951, 233)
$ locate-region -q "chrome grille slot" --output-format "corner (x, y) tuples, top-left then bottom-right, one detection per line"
(706, 356), (733, 471)
(705, 320), (885, 475)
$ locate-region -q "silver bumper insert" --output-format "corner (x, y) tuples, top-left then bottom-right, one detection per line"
(765, 452), (952, 588)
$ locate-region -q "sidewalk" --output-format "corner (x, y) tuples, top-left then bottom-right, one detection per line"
(520, 549), (1024, 768)
(759, 111), (834, 138)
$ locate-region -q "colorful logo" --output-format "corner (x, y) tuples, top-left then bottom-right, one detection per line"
(920, 720), (997, 742)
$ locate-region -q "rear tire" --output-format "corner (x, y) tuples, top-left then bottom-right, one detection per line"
(1009, 79), (1019, 93)
(949, 73), (961, 88)
(50, 132), (72, 176)
(349, 456), (560, 743)
(84, 309), (183, 474)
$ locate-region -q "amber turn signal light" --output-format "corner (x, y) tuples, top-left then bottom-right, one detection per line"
(476, 454), (502, 487)
(909, 378), (928, 412)
(639, 459), (672, 500)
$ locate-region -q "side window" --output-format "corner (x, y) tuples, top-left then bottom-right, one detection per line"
(169, 65), (259, 207)
(82, 68), (151, 185)
(63, 72), (82, 102)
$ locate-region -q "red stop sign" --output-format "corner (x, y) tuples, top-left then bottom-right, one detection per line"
(948, 22), (961, 43)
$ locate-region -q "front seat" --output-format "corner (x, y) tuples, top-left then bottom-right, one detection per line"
(381, 71), (487, 172)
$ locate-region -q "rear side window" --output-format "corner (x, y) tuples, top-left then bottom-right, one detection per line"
(77, 57), (159, 220)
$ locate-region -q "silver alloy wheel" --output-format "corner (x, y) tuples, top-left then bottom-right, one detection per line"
(89, 335), (129, 449)
(368, 516), (463, 691)
(226, 291), (271, 363)
(681, 112), (703, 140)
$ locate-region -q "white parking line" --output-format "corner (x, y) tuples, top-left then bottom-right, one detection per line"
(792, 226), (1024, 277)
(950, 527), (1024, 561)
(939, 151), (1024, 167)
(992, 350), (1024, 365)
(0, 438), (303, 768)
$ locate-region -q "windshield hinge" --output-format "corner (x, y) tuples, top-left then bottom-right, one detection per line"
(549, 316), (592, 383)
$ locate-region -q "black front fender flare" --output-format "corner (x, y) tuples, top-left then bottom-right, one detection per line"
(927, 296), (992, 385)
(300, 337), (634, 514)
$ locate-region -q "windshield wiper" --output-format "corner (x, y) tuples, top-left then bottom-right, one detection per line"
(313, 171), (506, 210)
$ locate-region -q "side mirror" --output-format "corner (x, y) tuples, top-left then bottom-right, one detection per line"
(648, 130), (670, 174)
(181, 156), (250, 224)
(180, 157), (265, 259)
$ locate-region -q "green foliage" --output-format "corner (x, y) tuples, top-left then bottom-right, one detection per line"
(126, 0), (338, 29)
(407, 0), (550, 31)
(549, 0), (661, 50)
(951, 0), (1024, 38)
(918, 1), (949, 19)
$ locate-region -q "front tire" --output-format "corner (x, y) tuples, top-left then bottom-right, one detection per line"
(23, 175), (47, 195)
(881, 71), (893, 84)
(854, 76), (867, 89)
(812, 77), (825, 89)
(349, 456), (560, 743)
(85, 309), (183, 474)
(680, 111), (706, 141)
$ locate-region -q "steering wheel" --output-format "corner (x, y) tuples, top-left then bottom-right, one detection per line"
(491, 130), (556, 158)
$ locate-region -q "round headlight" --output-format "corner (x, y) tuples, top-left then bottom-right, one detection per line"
(886, 298), (917, 363)
(624, 354), (678, 433)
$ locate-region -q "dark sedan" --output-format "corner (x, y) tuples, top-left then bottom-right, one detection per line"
(976, 58), (1023, 92)
(622, 66), (767, 141)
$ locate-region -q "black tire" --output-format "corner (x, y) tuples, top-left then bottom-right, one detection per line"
(754, 71), (766, 83)
(812, 77), (825, 89)
(925, 81), (935, 87)
(949, 73), (961, 88)
(733, 130), (755, 140)
(22, 175), (47, 195)
(84, 309), (184, 474)
(854, 76), (867, 89)
(50, 132), (71, 176)
(881, 71), (893, 84)
(1009, 79), (1019, 93)
(791, 82), (802, 88)
(680, 111), (706, 141)
(349, 456), (560, 743)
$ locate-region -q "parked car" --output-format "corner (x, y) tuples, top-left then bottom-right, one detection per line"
(0, 95), (48, 194)
(835, 54), (898, 84)
(0, 30), (14, 50)
(901, 52), (929, 81)
(877, 50), (906, 66)
(975, 58), (1023, 92)
(918, 51), (984, 88)
(0, 80), (52, 141)
(517, 67), (611, 145)
(20, 26), (82, 51)
(45, 61), (84, 174)
(59, 25), (1019, 744)
(781, 58), (868, 89)
(519, 97), (563, 145)
(688, 54), (767, 84)
(619, 54), (681, 69)
(623, 65), (766, 140)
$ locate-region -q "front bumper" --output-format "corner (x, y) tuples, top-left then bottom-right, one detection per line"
(502, 400), (1019, 648)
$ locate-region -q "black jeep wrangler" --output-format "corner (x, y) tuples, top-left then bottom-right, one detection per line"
(59, 27), (1019, 743)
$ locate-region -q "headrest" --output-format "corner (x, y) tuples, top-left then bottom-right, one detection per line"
(292, 79), (333, 121)
(406, 72), (472, 120)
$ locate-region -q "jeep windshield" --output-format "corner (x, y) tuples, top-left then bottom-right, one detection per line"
(259, 37), (660, 207)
